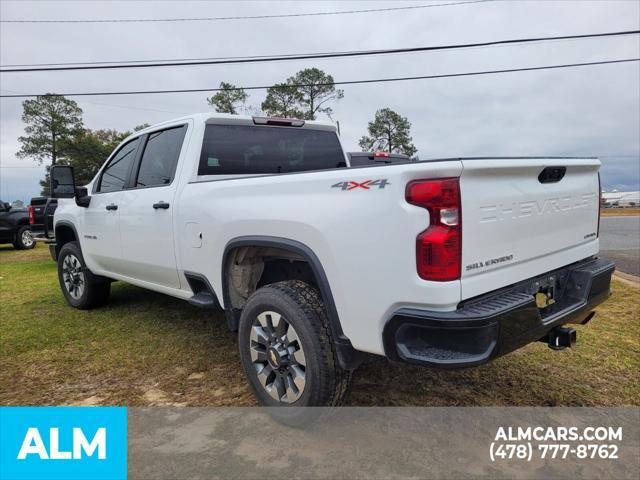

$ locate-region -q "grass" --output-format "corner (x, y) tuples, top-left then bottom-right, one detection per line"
(1, 243), (638, 407)
(600, 207), (640, 217)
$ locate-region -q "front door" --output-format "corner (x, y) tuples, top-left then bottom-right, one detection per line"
(82, 136), (141, 273)
(118, 125), (187, 289)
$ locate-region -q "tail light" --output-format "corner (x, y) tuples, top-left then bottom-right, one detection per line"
(406, 178), (461, 281)
(28, 205), (35, 225)
(373, 152), (390, 158)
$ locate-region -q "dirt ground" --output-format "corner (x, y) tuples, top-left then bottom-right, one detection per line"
(1, 243), (638, 407)
(600, 207), (640, 217)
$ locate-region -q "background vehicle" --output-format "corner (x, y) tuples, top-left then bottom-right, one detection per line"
(29, 197), (58, 258)
(601, 190), (640, 208)
(48, 114), (614, 411)
(348, 151), (412, 166)
(0, 200), (35, 250)
(29, 197), (57, 239)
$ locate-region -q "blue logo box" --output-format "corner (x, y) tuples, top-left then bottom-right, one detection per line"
(0, 407), (127, 480)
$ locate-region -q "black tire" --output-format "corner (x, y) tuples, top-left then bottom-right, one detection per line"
(57, 241), (111, 309)
(13, 225), (35, 250)
(238, 280), (352, 422)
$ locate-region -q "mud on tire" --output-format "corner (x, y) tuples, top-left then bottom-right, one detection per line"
(238, 280), (352, 422)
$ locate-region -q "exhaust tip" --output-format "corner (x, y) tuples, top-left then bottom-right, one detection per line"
(581, 311), (596, 325)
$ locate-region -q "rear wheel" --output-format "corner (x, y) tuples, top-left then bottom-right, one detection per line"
(13, 226), (35, 250)
(238, 280), (352, 420)
(57, 241), (110, 309)
(248, 309), (308, 404)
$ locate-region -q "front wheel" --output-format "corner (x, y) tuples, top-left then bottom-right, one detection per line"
(13, 226), (35, 250)
(238, 280), (352, 415)
(57, 241), (110, 309)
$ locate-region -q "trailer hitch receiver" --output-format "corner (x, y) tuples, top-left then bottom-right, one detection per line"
(542, 326), (577, 350)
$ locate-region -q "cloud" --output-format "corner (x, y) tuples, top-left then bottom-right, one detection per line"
(1, 0), (639, 201)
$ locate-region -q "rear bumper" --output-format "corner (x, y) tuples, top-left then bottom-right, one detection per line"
(382, 257), (614, 368)
(31, 231), (57, 261)
(31, 229), (55, 242)
(33, 235), (55, 243)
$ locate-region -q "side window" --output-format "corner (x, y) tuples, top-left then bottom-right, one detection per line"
(135, 125), (187, 188)
(98, 137), (140, 193)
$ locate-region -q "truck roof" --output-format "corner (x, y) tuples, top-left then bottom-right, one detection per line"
(132, 113), (338, 137)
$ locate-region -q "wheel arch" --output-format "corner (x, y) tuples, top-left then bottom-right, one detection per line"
(222, 236), (364, 370)
(54, 221), (79, 259)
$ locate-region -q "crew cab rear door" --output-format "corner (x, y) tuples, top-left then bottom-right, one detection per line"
(118, 124), (188, 289)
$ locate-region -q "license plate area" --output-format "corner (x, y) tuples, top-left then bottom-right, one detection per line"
(510, 269), (572, 319)
(534, 277), (557, 309)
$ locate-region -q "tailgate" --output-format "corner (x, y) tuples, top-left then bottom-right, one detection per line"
(29, 197), (57, 238)
(459, 158), (601, 299)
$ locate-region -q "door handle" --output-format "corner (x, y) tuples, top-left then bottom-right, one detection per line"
(105, 204), (118, 211)
(153, 201), (170, 210)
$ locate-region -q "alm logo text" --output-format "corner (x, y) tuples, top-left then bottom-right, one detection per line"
(18, 427), (107, 460)
(1, 407), (126, 480)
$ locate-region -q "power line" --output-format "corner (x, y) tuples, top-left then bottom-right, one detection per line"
(0, 0), (493, 24)
(0, 33), (595, 69)
(0, 89), (189, 114)
(2, 30), (638, 73)
(71, 101), (188, 115)
(1, 58), (637, 99)
(1, 50), (360, 69)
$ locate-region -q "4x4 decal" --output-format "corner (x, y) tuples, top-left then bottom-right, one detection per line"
(331, 179), (390, 191)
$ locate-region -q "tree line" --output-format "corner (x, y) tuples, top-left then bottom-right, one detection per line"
(208, 68), (344, 121)
(17, 94), (149, 194)
(17, 68), (417, 194)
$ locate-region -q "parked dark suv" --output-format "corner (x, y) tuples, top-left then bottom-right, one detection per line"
(0, 201), (35, 249)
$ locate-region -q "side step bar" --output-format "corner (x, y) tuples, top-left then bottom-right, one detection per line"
(188, 292), (217, 309)
(184, 272), (219, 310)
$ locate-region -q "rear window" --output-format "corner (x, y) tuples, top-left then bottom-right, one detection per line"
(198, 124), (346, 175)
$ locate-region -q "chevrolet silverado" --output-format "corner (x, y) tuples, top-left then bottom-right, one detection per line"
(48, 113), (614, 410)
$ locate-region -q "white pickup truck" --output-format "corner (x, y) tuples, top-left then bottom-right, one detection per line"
(49, 113), (614, 408)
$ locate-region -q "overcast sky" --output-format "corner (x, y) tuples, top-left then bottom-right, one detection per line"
(1, 0), (639, 202)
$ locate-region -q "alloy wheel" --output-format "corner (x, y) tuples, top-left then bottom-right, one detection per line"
(249, 310), (306, 403)
(62, 254), (85, 299)
(21, 229), (34, 247)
